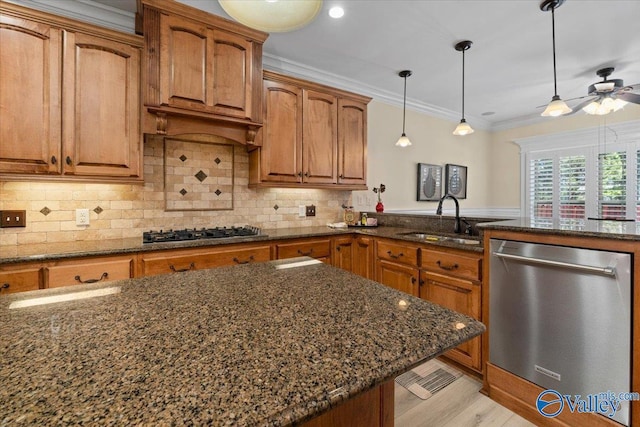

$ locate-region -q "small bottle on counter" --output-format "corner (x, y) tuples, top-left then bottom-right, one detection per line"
(361, 212), (368, 226)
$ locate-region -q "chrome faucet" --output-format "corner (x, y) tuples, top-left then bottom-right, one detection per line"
(436, 194), (462, 234)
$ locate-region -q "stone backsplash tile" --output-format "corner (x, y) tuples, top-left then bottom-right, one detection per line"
(0, 139), (351, 248)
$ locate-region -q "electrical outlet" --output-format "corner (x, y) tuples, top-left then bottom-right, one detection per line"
(306, 205), (316, 217)
(0, 210), (26, 227)
(76, 209), (90, 226)
(298, 205), (306, 218)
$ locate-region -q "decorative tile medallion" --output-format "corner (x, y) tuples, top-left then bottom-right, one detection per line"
(195, 170), (208, 182)
(164, 138), (234, 211)
(93, 206), (103, 214)
(40, 207), (51, 216)
(273, 204), (279, 211)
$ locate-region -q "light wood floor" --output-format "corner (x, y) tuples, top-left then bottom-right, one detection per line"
(395, 360), (537, 427)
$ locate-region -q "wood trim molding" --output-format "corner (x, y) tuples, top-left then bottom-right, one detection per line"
(264, 70), (372, 104)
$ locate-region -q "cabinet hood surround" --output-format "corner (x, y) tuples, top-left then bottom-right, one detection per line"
(139, 0), (268, 146)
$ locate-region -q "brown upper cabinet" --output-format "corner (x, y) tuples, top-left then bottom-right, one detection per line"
(249, 71), (370, 190)
(0, 2), (143, 182)
(139, 0), (267, 144)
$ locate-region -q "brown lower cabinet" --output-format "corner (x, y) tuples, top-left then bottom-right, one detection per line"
(375, 239), (420, 297)
(45, 256), (135, 288)
(352, 236), (375, 279)
(140, 244), (271, 276)
(332, 236), (354, 271)
(0, 266), (42, 294)
(275, 237), (332, 264)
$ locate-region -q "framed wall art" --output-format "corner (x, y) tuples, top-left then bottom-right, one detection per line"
(444, 164), (467, 199)
(417, 163), (442, 201)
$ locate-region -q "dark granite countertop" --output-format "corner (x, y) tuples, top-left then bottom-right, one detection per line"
(0, 225), (482, 265)
(0, 258), (485, 426)
(477, 218), (640, 241)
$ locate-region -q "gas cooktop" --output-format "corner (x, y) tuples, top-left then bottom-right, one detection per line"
(143, 226), (262, 244)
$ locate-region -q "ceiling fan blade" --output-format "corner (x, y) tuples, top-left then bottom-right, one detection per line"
(619, 83), (640, 93)
(616, 92), (640, 104)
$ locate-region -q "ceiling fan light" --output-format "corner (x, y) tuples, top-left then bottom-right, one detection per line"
(453, 119), (474, 136)
(582, 101), (600, 115)
(612, 99), (628, 112)
(541, 96), (572, 117)
(395, 133), (412, 147)
(218, 0), (323, 32)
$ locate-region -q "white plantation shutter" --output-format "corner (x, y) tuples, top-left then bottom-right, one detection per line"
(598, 151), (627, 219)
(529, 158), (553, 219)
(559, 155), (586, 219)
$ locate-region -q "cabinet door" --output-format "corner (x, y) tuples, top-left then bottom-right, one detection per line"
(261, 80), (303, 182)
(332, 236), (353, 271)
(0, 267), (42, 294)
(353, 236), (375, 279)
(159, 13), (210, 110)
(420, 271), (481, 371)
(275, 238), (331, 262)
(62, 31), (141, 178)
(211, 29), (254, 120)
(303, 90), (337, 184)
(376, 259), (419, 297)
(337, 98), (367, 185)
(0, 12), (60, 174)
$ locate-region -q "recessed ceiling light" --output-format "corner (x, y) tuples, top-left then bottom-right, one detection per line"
(329, 6), (344, 19)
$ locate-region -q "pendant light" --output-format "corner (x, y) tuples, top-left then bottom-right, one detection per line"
(395, 70), (412, 147)
(218, 0), (323, 33)
(453, 40), (474, 136)
(540, 0), (572, 117)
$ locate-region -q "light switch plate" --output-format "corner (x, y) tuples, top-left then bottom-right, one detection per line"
(306, 205), (316, 217)
(0, 210), (26, 227)
(76, 209), (90, 226)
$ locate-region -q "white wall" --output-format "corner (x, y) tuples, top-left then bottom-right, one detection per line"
(355, 100), (640, 216)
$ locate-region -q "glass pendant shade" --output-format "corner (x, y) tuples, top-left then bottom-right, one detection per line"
(218, 0), (323, 33)
(395, 133), (412, 147)
(582, 97), (628, 115)
(541, 95), (572, 117)
(453, 119), (474, 136)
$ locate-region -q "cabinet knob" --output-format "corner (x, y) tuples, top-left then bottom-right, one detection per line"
(297, 172), (302, 177)
(51, 156), (57, 165)
(339, 174), (344, 179)
(66, 156), (72, 166)
(1, 283), (9, 292)
(304, 172), (309, 177)
(411, 277), (417, 284)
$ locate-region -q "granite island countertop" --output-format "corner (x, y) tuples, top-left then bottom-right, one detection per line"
(0, 257), (485, 426)
(0, 225), (483, 265)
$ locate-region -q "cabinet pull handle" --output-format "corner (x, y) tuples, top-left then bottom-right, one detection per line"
(297, 249), (314, 256)
(1, 283), (9, 291)
(304, 172), (309, 177)
(233, 255), (254, 265)
(436, 261), (459, 271)
(297, 172), (302, 177)
(419, 279), (425, 286)
(66, 156), (72, 166)
(411, 277), (417, 284)
(51, 156), (57, 165)
(336, 246), (341, 252)
(74, 272), (108, 284)
(339, 174), (344, 179)
(387, 250), (404, 259)
(170, 262), (195, 273)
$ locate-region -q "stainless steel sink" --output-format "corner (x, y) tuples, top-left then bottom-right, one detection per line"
(397, 232), (481, 245)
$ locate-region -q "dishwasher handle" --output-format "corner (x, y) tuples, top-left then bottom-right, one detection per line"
(492, 251), (616, 276)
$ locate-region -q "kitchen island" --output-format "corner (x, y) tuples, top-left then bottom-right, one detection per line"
(0, 257), (484, 426)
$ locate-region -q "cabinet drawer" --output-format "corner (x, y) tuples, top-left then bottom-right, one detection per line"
(376, 240), (419, 267)
(421, 249), (481, 282)
(276, 239), (331, 260)
(0, 268), (42, 294)
(46, 257), (133, 288)
(142, 245), (271, 277)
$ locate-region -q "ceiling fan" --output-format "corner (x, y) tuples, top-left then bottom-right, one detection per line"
(567, 67), (640, 115)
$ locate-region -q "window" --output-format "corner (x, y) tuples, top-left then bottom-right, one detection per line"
(518, 121), (640, 222)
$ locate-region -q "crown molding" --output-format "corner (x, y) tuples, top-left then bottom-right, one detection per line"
(4, 0), (136, 33)
(263, 52), (492, 131)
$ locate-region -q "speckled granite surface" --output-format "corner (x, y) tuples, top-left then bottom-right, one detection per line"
(0, 258), (485, 426)
(477, 218), (640, 241)
(0, 225), (483, 265)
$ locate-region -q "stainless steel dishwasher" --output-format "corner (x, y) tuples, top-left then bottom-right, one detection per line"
(489, 239), (632, 426)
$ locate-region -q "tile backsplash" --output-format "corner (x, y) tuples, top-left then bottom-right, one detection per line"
(0, 137), (351, 251)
